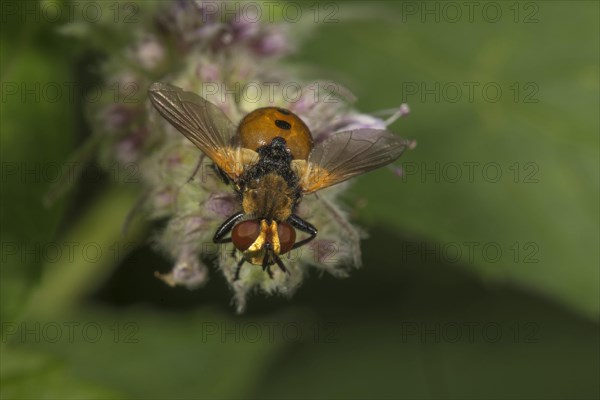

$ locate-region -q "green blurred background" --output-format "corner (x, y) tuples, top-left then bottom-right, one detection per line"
(1, 0), (598, 399)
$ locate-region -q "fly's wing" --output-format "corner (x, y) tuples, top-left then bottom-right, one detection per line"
(297, 129), (414, 193)
(148, 82), (247, 180)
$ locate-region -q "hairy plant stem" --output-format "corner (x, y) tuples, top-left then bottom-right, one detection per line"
(22, 185), (145, 321)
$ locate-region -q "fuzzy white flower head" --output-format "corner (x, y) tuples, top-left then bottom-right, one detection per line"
(84, 1), (413, 313)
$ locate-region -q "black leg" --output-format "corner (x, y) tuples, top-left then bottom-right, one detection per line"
(262, 249), (274, 279)
(213, 211), (245, 243)
(121, 189), (151, 236)
(272, 253), (290, 275)
(234, 257), (245, 281)
(287, 214), (318, 250)
(186, 154), (205, 183)
(212, 164), (232, 185)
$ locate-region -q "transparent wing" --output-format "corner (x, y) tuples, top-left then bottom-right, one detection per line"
(148, 82), (242, 178)
(299, 129), (413, 193)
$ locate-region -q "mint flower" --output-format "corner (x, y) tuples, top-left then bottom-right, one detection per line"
(76, 1), (414, 313)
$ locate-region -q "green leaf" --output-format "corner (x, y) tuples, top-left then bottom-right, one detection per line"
(4, 306), (293, 399)
(21, 186), (143, 320)
(3, 2), (598, 399)
(293, 0), (600, 320)
(1, 347), (126, 399)
(249, 227), (600, 399)
(0, 1), (77, 321)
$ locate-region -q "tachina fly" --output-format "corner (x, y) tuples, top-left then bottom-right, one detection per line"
(148, 82), (413, 279)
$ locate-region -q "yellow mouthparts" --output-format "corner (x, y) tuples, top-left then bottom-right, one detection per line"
(244, 219), (281, 265)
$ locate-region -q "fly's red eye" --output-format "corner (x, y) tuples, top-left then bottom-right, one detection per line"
(277, 222), (296, 254)
(232, 220), (261, 251)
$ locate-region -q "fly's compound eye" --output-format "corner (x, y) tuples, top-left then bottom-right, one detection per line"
(277, 221), (296, 254)
(232, 220), (261, 251)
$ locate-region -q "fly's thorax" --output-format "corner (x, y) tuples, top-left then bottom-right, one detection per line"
(242, 173), (294, 221)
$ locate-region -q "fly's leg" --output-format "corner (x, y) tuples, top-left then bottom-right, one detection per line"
(272, 253), (290, 275)
(287, 214), (318, 250)
(262, 248), (274, 279)
(186, 154), (205, 183)
(212, 164), (232, 185)
(234, 257), (245, 281)
(122, 188), (151, 235)
(213, 212), (245, 243)
(214, 212), (245, 265)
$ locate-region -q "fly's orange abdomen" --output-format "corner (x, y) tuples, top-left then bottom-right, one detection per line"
(237, 107), (313, 160)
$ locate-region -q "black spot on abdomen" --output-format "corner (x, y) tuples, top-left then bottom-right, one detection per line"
(277, 108), (291, 115)
(275, 119), (291, 130)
